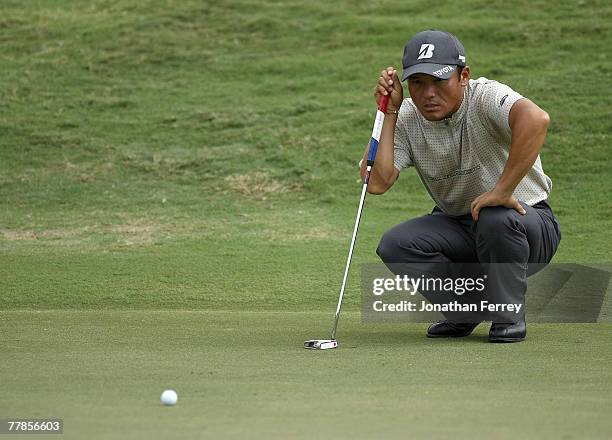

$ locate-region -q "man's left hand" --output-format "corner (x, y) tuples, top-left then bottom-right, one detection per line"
(470, 189), (526, 221)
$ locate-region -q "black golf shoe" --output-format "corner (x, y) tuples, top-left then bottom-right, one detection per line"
(426, 320), (480, 338)
(489, 318), (526, 342)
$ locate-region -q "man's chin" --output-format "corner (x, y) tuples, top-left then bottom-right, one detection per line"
(419, 108), (450, 121)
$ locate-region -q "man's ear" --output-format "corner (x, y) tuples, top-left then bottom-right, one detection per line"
(460, 66), (471, 86)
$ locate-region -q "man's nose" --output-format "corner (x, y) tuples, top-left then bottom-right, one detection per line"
(423, 83), (436, 98)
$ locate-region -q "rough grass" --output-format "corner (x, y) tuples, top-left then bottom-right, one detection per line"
(1, 0), (611, 310)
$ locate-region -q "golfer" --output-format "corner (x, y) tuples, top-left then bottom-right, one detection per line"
(363, 30), (561, 342)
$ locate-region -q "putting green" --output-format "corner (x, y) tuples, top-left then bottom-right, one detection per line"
(1, 311), (611, 439)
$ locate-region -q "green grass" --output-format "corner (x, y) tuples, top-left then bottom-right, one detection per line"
(0, 0), (611, 438)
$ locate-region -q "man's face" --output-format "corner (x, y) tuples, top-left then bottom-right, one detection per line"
(407, 67), (470, 121)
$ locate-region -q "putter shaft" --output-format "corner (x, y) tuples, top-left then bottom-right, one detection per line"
(330, 95), (389, 340)
(331, 178), (370, 340)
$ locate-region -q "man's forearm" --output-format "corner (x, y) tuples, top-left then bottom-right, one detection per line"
(495, 100), (550, 196)
(360, 113), (398, 193)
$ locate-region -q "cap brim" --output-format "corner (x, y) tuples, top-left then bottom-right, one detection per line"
(401, 63), (457, 81)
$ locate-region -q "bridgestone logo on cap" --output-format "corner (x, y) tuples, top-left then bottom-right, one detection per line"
(433, 65), (454, 77)
(417, 44), (435, 60)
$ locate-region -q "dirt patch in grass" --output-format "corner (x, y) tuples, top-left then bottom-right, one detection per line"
(224, 171), (300, 200)
(1, 219), (194, 248)
(261, 225), (339, 242)
(1, 230), (40, 241)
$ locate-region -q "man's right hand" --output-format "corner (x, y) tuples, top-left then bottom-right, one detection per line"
(361, 67), (402, 194)
(374, 67), (404, 112)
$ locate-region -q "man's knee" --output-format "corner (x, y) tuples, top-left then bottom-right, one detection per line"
(475, 206), (530, 263)
(376, 230), (400, 263)
(377, 227), (432, 263)
(476, 206), (525, 241)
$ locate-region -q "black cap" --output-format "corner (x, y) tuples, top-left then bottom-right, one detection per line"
(401, 30), (466, 81)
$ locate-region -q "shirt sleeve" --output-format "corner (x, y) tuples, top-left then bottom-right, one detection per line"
(476, 79), (524, 140)
(393, 104), (414, 171)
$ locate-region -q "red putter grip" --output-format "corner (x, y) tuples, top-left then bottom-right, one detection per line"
(378, 94), (390, 113)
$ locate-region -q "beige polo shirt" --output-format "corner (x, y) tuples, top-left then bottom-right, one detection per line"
(393, 77), (552, 216)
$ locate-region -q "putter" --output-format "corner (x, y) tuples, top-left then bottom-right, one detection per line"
(304, 94), (390, 350)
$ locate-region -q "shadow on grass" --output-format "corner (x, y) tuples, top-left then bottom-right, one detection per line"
(338, 325), (494, 347)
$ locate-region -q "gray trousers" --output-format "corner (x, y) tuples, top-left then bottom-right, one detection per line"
(376, 200), (562, 323)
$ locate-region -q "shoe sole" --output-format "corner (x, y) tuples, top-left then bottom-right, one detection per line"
(488, 336), (525, 343)
(426, 332), (475, 338)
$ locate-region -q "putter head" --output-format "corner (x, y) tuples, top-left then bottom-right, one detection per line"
(304, 339), (338, 350)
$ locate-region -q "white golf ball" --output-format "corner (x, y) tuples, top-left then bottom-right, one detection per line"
(160, 389), (178, 406)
